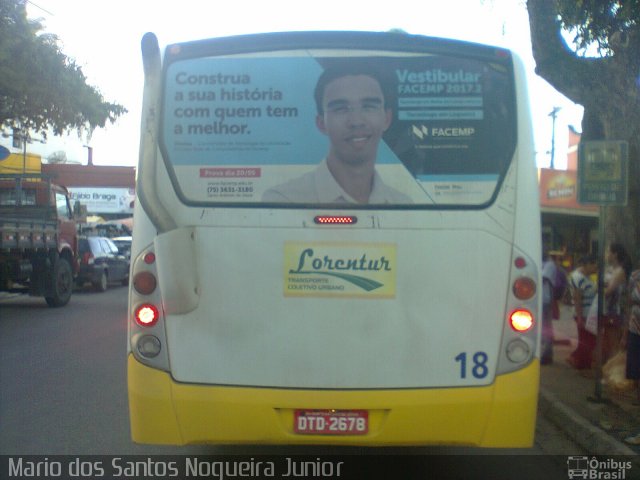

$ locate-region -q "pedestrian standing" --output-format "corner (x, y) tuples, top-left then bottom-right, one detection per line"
(541, 253), (557, 364)
(625, 268), (640, 402)
(550, 251), (568, 319)
(567, 254), (598, 370)
(624, 268), (640, 444)
(603, 243), (633, 362)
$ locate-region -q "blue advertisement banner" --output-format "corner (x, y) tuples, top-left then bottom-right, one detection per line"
(159, 51), (514, 206)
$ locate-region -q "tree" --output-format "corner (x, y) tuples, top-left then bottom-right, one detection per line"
(527, 1), (640, 262)
(46, 150), (67, 164)
(0, 0), (126, 141)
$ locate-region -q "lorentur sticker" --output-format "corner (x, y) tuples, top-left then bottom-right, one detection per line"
(284, 242), (397, 298)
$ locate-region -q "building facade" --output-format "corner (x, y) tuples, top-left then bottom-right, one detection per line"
(540, 126), (598, 269)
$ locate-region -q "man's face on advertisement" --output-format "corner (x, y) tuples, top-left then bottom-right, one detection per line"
(316, 74), (392, 167)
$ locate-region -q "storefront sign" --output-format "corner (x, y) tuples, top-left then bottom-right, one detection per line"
(68, 187), (135, 214)
(539, 168), (597, 213)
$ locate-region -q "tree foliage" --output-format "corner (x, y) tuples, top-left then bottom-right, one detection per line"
(557, 0), (640, 53)
(46, 150), (67, 164)
(527, 0), (640, 262)
(0, 0), (126, 140)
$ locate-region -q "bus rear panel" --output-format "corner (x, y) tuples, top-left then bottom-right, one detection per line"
(128, 31), (541, 447)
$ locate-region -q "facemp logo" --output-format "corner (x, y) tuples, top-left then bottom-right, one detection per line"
(567, 456), (632, 479)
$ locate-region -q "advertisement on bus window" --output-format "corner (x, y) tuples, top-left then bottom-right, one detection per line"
(161, 51), (515, 206)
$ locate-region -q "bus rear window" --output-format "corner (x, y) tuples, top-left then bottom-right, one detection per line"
(160, 40), (516, 207)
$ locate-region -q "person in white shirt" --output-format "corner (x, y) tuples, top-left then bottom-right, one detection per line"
(263, 64), (411, 204)
(568, 254), (598, 370)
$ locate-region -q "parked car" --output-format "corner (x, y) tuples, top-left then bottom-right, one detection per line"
(112, 236), (132, 260)
(77, 236), (129, 291)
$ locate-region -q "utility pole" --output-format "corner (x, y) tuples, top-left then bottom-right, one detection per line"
(83, 145), (94, 166)
(22, 131), (28, 174)
(548, 107), (561, 169)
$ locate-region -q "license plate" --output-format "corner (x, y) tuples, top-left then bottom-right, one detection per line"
(294, 410), (368, 435)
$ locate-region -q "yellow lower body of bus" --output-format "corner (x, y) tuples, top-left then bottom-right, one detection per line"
(128, 355), (539, 447)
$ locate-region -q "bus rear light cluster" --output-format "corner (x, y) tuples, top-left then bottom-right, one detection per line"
(135, 304), (160, 327)
(130, 247), (169, 370)
(498, 250), (539, 374)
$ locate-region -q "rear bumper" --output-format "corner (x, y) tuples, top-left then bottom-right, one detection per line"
(128, 355), (539, 447)
(77, 265), (102, 284)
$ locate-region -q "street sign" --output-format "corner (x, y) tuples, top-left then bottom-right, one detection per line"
(578, 140), (629, 206)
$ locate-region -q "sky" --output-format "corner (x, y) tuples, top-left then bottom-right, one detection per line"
(18, 0), (584, 169)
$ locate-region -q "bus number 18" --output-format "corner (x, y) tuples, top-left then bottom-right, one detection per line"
(455, 351), (489, 379)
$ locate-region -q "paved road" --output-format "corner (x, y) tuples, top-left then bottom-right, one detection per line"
(0, 287), (205, 455)
(0, 287), (584, 478)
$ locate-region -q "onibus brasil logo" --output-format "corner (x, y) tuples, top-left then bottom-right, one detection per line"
(567, 456), (632, 479)
(285, 245), (396, 297)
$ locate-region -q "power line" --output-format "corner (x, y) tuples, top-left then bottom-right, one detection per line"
(26, 1), (55, 16)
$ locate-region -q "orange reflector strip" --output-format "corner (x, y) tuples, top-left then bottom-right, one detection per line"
(510, 309), (534, 332)
(314, 216), (357, 225)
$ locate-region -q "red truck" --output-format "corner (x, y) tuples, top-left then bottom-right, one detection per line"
(0, 174), (79, 306)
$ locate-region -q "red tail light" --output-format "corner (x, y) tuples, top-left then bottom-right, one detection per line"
(133, 271), (157, 295)
(135, 304), (160, 327)
(314, 216), (357, 224)
(514, 256), (527, 269)
(513, 277), (536, 300)
(510, 309), (534, 332)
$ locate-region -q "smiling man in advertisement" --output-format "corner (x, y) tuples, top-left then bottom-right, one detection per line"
(263, 63), (412, 204)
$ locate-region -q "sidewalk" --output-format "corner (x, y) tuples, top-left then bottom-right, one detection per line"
(539, 304), (640, 455)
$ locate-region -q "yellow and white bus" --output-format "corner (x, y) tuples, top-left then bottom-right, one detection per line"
(128, 31), (541, 447)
